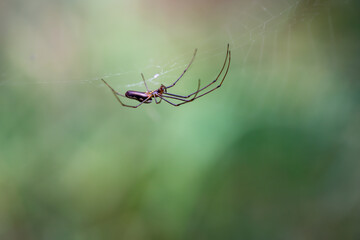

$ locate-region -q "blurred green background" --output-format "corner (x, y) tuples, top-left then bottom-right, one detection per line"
(0, 0), (359, 239)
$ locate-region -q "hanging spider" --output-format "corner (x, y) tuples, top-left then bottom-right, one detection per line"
(101, 44), (231, 108)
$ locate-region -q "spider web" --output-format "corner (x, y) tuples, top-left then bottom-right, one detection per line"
(0, 0), (346, 95)
(99, 0), (303, 89)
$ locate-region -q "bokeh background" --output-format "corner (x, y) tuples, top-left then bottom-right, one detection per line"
(1, 0), (359, 239)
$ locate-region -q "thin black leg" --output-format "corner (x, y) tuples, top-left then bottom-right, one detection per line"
(153, 95), (162, 104)
(158, 96), (180, 106)
(166, 48), (197, 89)
(141, 73), (150, 92)
(161, 95), (193, 102)
(161, 79), (202, 102)
(101, 79), (127, 97)
(163, 44), (230, 99)
(160, 79), (201, 106)
(190, 50), (231, 100)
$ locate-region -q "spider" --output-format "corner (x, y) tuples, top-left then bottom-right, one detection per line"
(101, 44), (231, 108)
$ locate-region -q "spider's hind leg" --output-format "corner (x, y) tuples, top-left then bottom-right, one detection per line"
(102, 79), (126, 97)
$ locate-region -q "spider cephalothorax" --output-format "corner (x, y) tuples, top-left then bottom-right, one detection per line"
(102, 44), (231, 108)
(156, 84), (167, 95)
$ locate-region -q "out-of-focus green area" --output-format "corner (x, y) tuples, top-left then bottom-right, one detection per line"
(0, 0), (359, 239)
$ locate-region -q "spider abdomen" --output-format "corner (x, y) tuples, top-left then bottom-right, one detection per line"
(125, 91), (152, 103)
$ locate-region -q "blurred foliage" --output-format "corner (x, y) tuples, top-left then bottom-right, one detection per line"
(0, 0), (359, 239)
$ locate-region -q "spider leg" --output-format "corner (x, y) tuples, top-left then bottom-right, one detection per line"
(160, 80), (202, 102)
(153, 95), (162, 104)
(166, 48), (197, 89)
(101, 79), (126, 97)
(161, 95), (194, 102)
(102, 79), (151, 108)
(141, 73), (150, 92)
(190, 49), (231, 101)
(159, 79), (201, 106)
(158, 96), (183, 106)
(163, 44), (230, 99)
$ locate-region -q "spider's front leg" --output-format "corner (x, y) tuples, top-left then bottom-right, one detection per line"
(159, 79), (201, 107)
